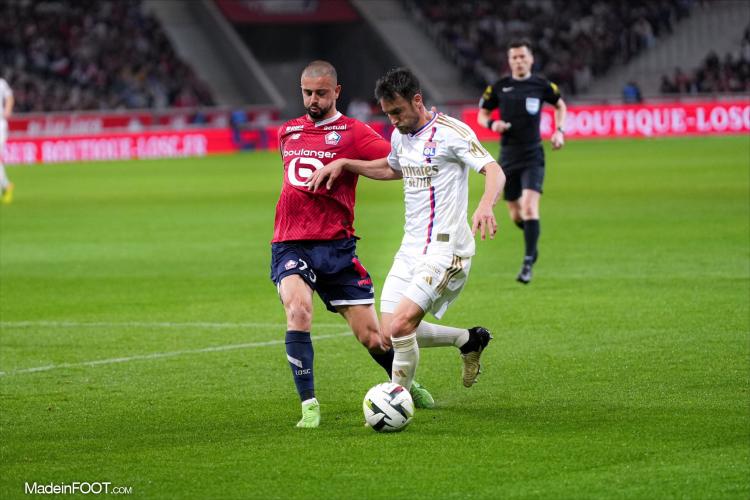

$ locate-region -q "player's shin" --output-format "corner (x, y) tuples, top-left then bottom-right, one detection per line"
(369, 349), (395, 376)
(285, 331), (315, 401)
(415, 321), (469, 348)
(391, 332), (419, 390)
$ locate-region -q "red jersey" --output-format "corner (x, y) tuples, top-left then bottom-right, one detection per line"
(272, 112), (390, 242)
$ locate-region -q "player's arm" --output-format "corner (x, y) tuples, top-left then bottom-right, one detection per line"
(472, 161), (504, 240)
(4, 90), (13, 119)
(551, 97), (567, 150)
(307, 157), (401, 191)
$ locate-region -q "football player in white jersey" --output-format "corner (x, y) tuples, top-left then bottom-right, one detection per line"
(309, 68), (505, 393)
(0, 78), (14, 204)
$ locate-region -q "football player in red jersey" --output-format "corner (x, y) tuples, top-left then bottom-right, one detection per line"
(271, 61), (433, 428)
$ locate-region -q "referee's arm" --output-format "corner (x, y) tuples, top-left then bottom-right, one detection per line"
(477, 108), (510, 134)
(551, 98), (567, 150)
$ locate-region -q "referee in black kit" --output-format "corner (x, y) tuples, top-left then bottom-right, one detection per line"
(477, 39), (567, 284)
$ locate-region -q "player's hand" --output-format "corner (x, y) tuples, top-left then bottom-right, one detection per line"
(307, 159), (345, 191)
(492, 120), (511, 134)
(551, 130), (565, 149)
(471, 202), (497, 240)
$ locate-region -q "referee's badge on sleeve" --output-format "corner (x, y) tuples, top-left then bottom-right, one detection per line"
(525, 97), (541, 115)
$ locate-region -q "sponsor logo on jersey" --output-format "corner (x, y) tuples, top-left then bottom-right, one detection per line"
(286, 125), (304, 132)
(526, 97), (541, 114)
(502, 86), (514, 92)
(284, 259), (298, 270)
(323, 124), (347, 130)
(291, 133), (301, 139)
(324, 131), (341, 145)
(283, 149), (337, 159)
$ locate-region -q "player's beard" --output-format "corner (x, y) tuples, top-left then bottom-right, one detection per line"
(306, 103), (331, 121)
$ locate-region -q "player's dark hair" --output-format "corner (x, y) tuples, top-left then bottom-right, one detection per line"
(508, 39), (533, 53)
(374, 67), (421, 102)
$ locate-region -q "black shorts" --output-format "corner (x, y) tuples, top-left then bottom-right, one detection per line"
(270, 237), (375, 313)
(500, 144), (545, 201)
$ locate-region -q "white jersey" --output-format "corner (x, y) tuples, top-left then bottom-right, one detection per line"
(387, 113), (494, 258)
(0, 78), (10, 145)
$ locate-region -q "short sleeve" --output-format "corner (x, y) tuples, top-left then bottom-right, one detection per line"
(449, 129), (495, 173)
(354, 121), (390, 160)
(543, 80), (561, 105)
(479, 84), (498, 110)
(387, 130), (401, 170)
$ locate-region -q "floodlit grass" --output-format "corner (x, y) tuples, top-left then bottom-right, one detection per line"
(1, 136), (748, 499)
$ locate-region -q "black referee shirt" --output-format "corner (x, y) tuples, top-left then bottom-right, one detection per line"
(479, 75), (561, 148)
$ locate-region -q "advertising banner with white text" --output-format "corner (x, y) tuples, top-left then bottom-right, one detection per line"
(462, 100), (750, 141)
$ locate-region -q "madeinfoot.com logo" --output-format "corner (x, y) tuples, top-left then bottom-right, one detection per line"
(24, 482), (133, 495)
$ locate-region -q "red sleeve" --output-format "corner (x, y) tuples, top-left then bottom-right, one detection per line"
(354, 121), (390, 160)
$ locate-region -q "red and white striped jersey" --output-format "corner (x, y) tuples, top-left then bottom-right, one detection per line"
(273, 112), (390, 242)
(386, 113), (494, 257)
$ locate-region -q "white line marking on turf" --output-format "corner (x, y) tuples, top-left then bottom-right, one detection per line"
(0, 321), (346, 330)
(0, 332), (350, 377)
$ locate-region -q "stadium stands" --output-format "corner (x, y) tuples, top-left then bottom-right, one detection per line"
(404, 0), (694, 95)
(660, 25), (750, 93)
(0, 0), (214, 112)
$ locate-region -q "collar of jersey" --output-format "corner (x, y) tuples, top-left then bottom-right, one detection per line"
(409, 112), (438, 138)
(313, 112), (342, 127)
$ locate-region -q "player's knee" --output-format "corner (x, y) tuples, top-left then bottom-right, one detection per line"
(388, 315), (415, 340)
(520, 203), (538, 220)
(284, 300), (312, 329)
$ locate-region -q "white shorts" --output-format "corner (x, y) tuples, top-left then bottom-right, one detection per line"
(380, 249), (471, 320)
(0, 120), (7, 147)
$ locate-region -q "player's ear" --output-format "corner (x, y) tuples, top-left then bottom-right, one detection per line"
(335, 84), (342, 99)
(413, 93), (423, 108)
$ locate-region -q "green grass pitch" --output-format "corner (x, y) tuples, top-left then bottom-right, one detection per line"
(1, 135), (748, 499)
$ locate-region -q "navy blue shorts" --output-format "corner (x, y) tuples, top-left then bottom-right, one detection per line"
(270, 238), (375, 313)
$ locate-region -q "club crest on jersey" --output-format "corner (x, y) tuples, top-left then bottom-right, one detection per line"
(423, 141), (437, 158)
(526, 97), (541, 115)
(284, 259), (298, 270)
(325, 131), (341, 145)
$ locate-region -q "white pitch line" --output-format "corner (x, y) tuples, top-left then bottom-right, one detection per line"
(0, 332), (351, 377)
(0, 321), (346, 330)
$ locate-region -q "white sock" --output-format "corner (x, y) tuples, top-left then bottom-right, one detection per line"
(415, 321), (469, 349)
(0, 164), (8, 190)
(391, 332), (419, 390)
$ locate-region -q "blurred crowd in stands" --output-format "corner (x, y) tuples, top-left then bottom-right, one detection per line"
(405, 0), (695, 95)
(0, 0), (214, 112)
(660, 25), (750, 94)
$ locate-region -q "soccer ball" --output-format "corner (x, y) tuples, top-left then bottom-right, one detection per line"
(363, 382), (414, 432)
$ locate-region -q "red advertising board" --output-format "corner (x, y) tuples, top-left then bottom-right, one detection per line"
(463, 100), (750, 140)
(5, 129), (239, 165)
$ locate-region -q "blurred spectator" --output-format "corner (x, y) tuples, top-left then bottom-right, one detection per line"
(659, 25), (750, 94)
(404, 0), (695, 95)
(622, 80), (643, 103)
(0, 0), (214, 112)
(346, 98), (373, 123)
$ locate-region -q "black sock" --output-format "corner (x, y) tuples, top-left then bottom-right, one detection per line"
(523, 219), (540, 262)
(515, 220), (525, 230)
(285, 330), (315, 401)
(369, 348), (394, 377)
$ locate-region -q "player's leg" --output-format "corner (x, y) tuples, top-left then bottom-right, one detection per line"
(388, 298), (425, 391)
(0, 123), (12, 204)
(278, 274), (320, 428)
(516, 164), (545, 284)
(337, 303), (394, 374)
(271, 243), (321, 428)
(380, 254), (435, 407)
